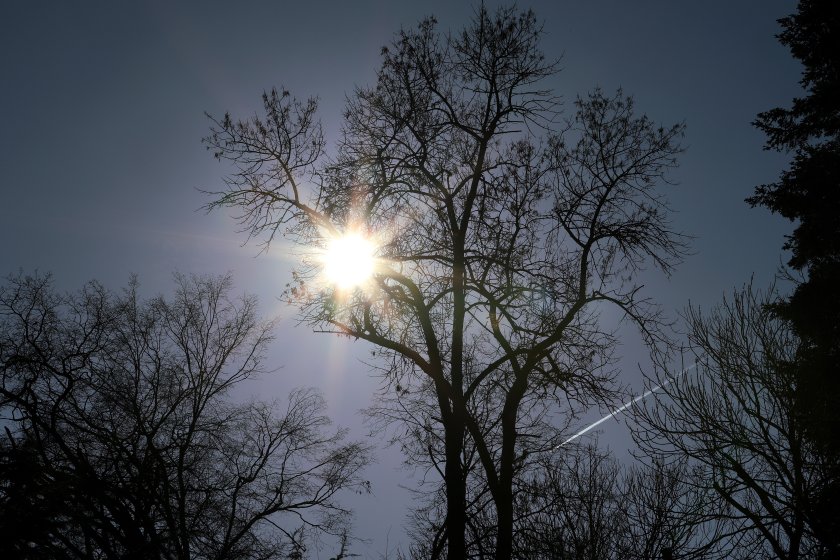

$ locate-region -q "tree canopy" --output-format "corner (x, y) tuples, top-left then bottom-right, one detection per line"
(0, 273), (369, 559)
(635, 285), (830, 559)
(204, 6), (686, 558)
(749, 1), (840, 550)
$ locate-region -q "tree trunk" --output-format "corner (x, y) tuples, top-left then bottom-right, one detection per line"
(444, 409), (467, 559)
(495, 483), (514, 560)
(495, 375), (527, 560)
(446, 213), (470, 558)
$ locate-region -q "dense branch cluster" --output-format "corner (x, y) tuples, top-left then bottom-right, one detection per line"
(634, 286), (830, 558)
(0, 273), (369, 559)
(203, 6), (686, 559)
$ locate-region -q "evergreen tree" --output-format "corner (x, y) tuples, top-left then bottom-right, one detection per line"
(749, 1), (840, 553)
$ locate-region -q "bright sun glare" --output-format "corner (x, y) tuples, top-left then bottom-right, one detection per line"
(322, 233), (377, 291)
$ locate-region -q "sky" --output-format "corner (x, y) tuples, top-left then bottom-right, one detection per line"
(0, 1), (802, 555)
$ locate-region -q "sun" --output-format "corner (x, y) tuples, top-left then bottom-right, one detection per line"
(322, 232), (377, 291)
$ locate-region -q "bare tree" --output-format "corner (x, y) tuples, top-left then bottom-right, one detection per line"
(633, 285), (833, 559)
(203, 6), (686, 558)
(619, 456), (743, 560)
(405, 440), (737, 559)
(502, 443), (736, 559)
(516, 443), (625, 560)
(0, 272), (369, 559)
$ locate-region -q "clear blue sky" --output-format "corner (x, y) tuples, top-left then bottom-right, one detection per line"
(0, 1), (801, 554)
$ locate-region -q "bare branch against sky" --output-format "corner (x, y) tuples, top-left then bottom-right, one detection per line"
(0, 1), (802, 554)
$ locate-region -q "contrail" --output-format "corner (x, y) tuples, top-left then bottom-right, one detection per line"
(554, 358), (702, 450)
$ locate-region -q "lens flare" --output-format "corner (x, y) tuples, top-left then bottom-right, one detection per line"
(322, 232), (377, 290)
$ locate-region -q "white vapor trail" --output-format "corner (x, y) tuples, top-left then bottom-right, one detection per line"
(554, 358), (702, 450)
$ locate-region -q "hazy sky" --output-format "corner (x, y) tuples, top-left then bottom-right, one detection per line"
(1, 1), (801, 554)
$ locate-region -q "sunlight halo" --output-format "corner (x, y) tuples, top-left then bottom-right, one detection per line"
(322, 232), (377, 291)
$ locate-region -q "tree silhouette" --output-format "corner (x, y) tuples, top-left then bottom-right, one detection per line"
(518, 445), (736, 560)
(0, 272), (369, 559)
(404, 439), (737, 559)
(748, 1), (840, 551)
(204, 6), (686, 558)
(634, 285), (830, 559)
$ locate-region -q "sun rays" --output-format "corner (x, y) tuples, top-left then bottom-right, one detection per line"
(321, 231), (379, 292)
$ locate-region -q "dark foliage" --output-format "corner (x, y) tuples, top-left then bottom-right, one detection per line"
(748, 2), (840, 552)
